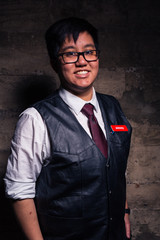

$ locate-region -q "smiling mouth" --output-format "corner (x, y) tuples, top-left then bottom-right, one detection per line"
(75, 70), (89, 75)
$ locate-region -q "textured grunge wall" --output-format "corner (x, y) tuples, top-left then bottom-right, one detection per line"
(0, 1), (160, 239)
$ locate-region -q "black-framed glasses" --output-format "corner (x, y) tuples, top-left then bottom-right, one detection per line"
(57, 50), (100, 64)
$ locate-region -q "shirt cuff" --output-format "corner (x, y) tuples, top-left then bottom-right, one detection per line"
(4, 178), (36, 200)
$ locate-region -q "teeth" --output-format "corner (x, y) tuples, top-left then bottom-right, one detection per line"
(76, 71), (88, 75)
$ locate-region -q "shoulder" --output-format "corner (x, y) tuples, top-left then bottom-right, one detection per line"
(96, 92), (129, 120)
(96, 92), (121, 108)
(20, 107), (42, 119)
(16, 107), (46, 135)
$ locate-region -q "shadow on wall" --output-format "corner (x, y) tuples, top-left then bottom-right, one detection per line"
(0, 74), (58, 240)
(0, 184), (25, 240)
(16, 74), (58, 111)
(135, 225), (160, 240)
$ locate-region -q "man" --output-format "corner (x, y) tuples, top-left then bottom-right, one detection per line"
(4, 17), (132, 240)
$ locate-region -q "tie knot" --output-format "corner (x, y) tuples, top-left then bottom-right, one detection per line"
(81, 103), (94, 118)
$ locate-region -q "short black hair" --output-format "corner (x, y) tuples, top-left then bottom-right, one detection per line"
(45, 17), (99, 61)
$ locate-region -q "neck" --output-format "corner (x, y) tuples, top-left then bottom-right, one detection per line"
(75, 88), (93, 101)
(62, 85), (93, 101)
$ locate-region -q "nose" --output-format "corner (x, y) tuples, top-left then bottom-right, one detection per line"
(76, 53), (87, 65)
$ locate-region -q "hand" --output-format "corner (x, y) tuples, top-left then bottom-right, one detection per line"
(124, 213), (131, 239)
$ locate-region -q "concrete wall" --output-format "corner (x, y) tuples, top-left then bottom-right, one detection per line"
(0, 0), (160, 239)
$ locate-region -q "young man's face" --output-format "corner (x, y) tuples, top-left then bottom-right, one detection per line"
(57, 31), (99, 99)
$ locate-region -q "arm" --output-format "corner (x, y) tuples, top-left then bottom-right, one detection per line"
(124, 200), (131, 239)
(12, 199), (43, 240)
(4, 109), (49, 239)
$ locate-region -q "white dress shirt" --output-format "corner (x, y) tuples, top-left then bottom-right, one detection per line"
(4, 87), (106, 200)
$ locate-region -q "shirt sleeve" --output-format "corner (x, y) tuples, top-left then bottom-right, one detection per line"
(4, 107), (50, 200)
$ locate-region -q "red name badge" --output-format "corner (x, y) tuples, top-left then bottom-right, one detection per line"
(111, 125), (128, 132)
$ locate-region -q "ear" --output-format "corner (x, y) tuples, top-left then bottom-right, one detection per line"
(50, 59), (59, 73)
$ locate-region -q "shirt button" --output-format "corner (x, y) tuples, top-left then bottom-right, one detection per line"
(109, 190), (112, 194)
(106, 164), (110, 168)
(110, 217), (113, 221)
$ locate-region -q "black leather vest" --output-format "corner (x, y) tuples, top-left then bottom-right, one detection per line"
(34, 91), (132, 240)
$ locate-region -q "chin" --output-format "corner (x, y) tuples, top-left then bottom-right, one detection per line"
(74, 86), (93, 95)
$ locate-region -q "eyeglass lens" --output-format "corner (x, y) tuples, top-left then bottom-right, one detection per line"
(62, 50), (99, 63)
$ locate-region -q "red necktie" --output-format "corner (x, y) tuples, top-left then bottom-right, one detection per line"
(81, 103), (108, 158)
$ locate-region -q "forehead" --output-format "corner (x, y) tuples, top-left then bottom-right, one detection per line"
(60, 31), (95, 51)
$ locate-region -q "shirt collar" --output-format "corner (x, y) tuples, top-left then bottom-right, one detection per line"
(59, 87), (99, 115)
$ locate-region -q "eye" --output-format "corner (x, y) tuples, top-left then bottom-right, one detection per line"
(64, 52), (77, 57)
(85, 50), (95, 55)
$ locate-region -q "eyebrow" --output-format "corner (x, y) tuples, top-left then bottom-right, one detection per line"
(61, 44), (96, 52)
(61, 46), (75, 52)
